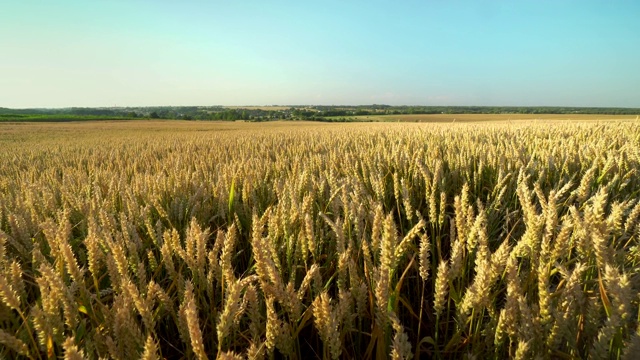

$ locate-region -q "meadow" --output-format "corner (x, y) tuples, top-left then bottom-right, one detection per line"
(1, 119), (640, 359)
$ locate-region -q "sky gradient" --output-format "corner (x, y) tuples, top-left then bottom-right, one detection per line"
(2, 0), (639, 108)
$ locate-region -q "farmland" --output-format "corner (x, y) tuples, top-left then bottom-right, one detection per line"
(2, 106), (639, 123)
(1, 119), (640, 359)
(326, 113), (640, 123)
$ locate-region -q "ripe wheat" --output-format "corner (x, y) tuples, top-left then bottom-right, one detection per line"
(0, 119), (639, 358)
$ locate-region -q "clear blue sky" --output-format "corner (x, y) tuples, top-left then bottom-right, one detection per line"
(1, 0), (639, 108)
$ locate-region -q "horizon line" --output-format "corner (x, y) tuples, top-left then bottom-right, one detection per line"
(3, 104), (640, 110)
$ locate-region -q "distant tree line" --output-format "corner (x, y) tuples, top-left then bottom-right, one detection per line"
(1, 105), (638, 122)
(311, 106), (640, 116)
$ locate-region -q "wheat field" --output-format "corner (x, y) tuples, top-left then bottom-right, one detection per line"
(1, 119), (640, 359)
